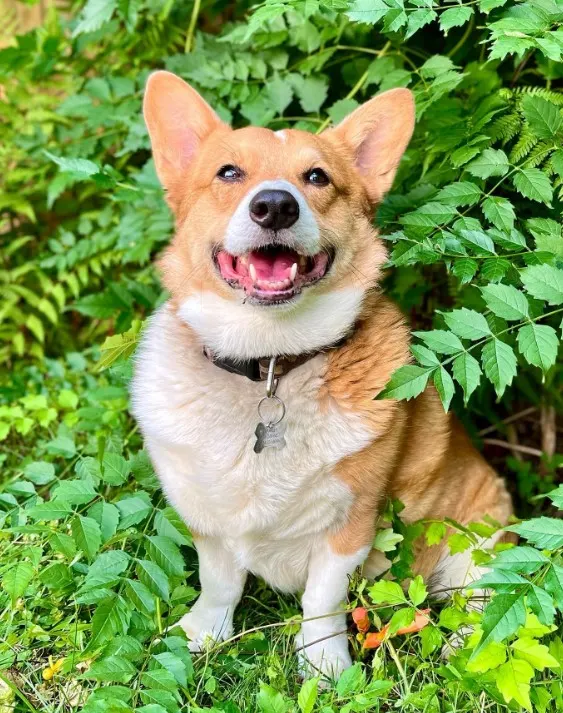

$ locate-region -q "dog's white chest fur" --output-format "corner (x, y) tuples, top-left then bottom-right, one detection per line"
(131, 304), (372, 592)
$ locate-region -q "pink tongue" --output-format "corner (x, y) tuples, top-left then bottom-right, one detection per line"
(249, 249), (298, 280)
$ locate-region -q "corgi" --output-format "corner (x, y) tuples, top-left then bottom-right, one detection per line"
(131, 71), (513, 679)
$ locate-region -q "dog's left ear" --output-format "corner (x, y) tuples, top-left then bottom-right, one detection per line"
(328, 88), (415, 204)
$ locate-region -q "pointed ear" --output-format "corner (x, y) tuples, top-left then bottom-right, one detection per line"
(143, 71), (226, 200)
(329, 88), (415, 204)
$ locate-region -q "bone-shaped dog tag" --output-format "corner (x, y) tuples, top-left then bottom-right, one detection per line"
(254, 420), (286, 454)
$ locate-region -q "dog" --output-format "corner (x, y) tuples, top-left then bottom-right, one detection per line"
(131, 71), (513, 679)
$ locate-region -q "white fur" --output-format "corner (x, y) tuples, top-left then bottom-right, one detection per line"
(132, 305), (373, 598)
(178, 287), (365, 359)
(224, 179), (320, 256)
(297, 542), (370, 678)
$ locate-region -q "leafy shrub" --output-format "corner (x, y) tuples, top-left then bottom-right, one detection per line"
(0, 0), (562, 711)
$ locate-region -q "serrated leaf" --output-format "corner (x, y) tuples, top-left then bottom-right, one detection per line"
(87, 595), (132, 652)
(425, 521), (446, 546)
(544, 564), (563, 610)
(2, 562), (34, 603)
(496, 658), (533, 710)
(439, 6), (473, 33)
(521, 95), (563, 141)
(492, 546), (549, 574)
(459, 229), (496, 254)
(378, 365), (434, 401)
(452, 352), (481, 404)
(153, 651), (188, 688)
(411, 344), (440, 367)
(368, 580), (406, 605)
(512, 637), (560, 671)
(513, 169), (553, 206)
(517, 323), (559, 372)
(136, 559), (170, 601)
(506, 517), (563, 550)
(413, 330), (464, 355)
(401, 202), (457, 228)
(408, 575), (427, 607)
(125, 578), (156, 616)
(435, 181), (481, 207)
(482, 197), (515, 232)
(433, 367), (455, 411)
(84, 655), (136, 683)
(475, 592), (527, 653)
(373, 528), (403, 552)
(443, 308), (492, 340)
(257, 683), (288, 713)
(24, 461), (56, 485)
(73, 0), (117, 36)
(102, 452), (131, 486)
(27, 501), (73, 520)
(467, 148), (509, 179)
(297, 677), (319, 713)
(146, 535), (185, 577)
(452, 257), (478, 283)
(480, 284), (529, 321)
(266, 73), (293, 115)
(89, 501), (120, 542)
(71, 515), (101, 561)
(481, 338), (517, 397)
(52, 479), (97, 505)
(520, 264), (563, 305)
(346, 0), (389, 25)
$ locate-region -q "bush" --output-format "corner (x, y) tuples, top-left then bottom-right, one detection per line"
(0, 1), (561, 711)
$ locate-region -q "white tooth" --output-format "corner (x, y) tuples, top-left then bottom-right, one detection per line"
(249, 263), (257, 281)
(290, 263), (298, 282)
(239, 255), (248, 265)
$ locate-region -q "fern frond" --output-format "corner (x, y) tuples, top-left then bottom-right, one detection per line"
(524, 142), (553, 169)
(512, 86), (563, 106)
(510, 127), (538, 163)
(489, 112), (522, 144)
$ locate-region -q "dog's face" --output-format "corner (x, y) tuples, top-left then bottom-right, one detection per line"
(144, 72), (414, 355)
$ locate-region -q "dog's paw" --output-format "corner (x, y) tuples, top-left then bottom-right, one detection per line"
(177, 603), (234, 653)
(296, 632), (352, 683)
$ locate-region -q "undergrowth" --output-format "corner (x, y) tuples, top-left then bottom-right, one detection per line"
(0, 0), (562, 711)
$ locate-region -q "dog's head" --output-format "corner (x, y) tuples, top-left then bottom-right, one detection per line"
(144, 71), (414, 358)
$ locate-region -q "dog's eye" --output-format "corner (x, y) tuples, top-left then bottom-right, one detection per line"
(217, 165), (244, 181)
(304, 168), (330, 186)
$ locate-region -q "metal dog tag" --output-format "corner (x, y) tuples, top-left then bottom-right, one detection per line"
(254, 419), (287, 453)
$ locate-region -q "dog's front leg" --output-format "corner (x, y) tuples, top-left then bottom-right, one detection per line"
(178, 535), (246, 652)
(296, 538), (370, 681)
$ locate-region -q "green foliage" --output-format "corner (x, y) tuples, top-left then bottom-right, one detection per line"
(1, 0), (562, 711)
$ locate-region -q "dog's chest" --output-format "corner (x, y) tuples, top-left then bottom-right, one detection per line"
(132, 307), (372, 583)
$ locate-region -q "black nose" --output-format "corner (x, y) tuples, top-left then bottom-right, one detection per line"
(249, 189), (299, 230)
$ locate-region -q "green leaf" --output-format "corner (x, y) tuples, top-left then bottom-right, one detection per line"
(512, 637), (560, 671)
(544, 564), (563, 610)
(266, 74), (293, 115)
(459, 229), (496, 255)
(96, 320), (143, 371)
(102, 452), (131, 486)
(413, 330), (463, 355)
(2, 562), (34, 603)
(146, 536), (185, 577)
(89, 501), (120, 542)
(411, 344), (440, 367)
(466, 641), (507, 672)
(136, 559), (170, 601)
(153, 651), (189, 688)
(44, 151), (101, 177)
(297, 677), (319, 713)
(506, 517), (563, 550)
(492, 545), (549, 574)
(52, 479), (97, 505)
(73, 0), (118, 36)
(346, 0), (390, 25)
(84, 655), (136, 683)
(481, 339), (517, 398)
(257, 683), (287, 713)
(408, 575), (427, 607)
(388, 607), (414, 634)
(425, 521), (446, 546)
(435, 182), (481, 207)
(443, 308), (492, 340)
(482, 197), (515, 232)
(72, 515), (102, 561)
(368, 580), (406, 605)
(439, 6), (473, 33)
(401, 203), (457, 228)
(527, 584), (555, 626)
(125, 578), (156, 616)
(141, 668), (178, 692)
(467, 148), (509, 179)
(155, 508), (193, 547)
(87, 595), (132, 652)
(452, 352), (482, 404)
(378, 365), (434, 401)
(520, 264), (563, 305)
(406, 8), (437, 38)
(513, 169), (553, 206)
(116, 492), (152, 529)
(452, 257), (478, 284)
(476, 592), (527, 653)
(480, 284), (529, 321)
(517, 323), (559, 373)
(27, 501), (73, 520)
(373, 528), (403, 552)
(23, 461), (56, 485)
(433, 367), (455, 411)
(521, 95), (563, 141)
(335, 663), (365, 696)
(496, 658), (533, 710)
(293, 76), (328, 113)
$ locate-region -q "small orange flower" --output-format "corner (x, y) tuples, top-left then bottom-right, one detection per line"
(352, 607), (370, 633)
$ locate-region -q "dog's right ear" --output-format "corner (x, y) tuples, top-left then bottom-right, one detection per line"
(144, 71), (226, 201)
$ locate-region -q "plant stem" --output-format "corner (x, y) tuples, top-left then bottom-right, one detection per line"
(185, 0), (202, 53)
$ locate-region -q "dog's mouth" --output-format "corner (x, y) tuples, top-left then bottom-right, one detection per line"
(215, 245), (331, 304)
